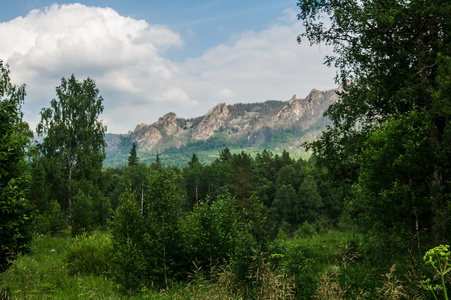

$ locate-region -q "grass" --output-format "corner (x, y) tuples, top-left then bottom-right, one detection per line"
(1, 230), (436, 299)
(0, 230), (362, 299)
(0, 233), (242, 299)
(0, 234), (122, 299)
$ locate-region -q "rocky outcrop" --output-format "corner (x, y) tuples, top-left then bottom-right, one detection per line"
(192, 103), (230, 140)
(272, 89), (338, 130)
(154, 112), (179, 135)
(106, 88), (339, 155)
(104, 134), (123, 155)
(134, 125), (163, 150)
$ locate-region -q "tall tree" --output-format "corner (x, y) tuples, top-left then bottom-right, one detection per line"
(300, 0), (450, 182)
(127, 142), (139, 167)
(219, 147), (232, 162)
(188, 153), (199, 167)
(298, 0), (451, 257)
(298, 175), (323, 224)
(183, 158), (205, 208)
(0, 61), (32, 271)
(255, 149), (277, 207)
(273, 184), (299, 229)
(151, 153), (162, 170)
(229, 151), (259, 209)
(37, 74), (107, 213)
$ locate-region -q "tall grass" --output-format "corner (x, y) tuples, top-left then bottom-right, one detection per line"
(0, 230), (440, 299)
(0, 233), (121, 299)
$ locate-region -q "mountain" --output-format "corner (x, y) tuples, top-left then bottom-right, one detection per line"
(104, 88), (339, 167)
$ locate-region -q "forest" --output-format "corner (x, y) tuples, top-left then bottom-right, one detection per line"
(1, 0), (450, 299)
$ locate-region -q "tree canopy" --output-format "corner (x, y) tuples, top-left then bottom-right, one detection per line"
(0, 61), (31, 271)
(127, 142), (139, 167)
(299, 0), (451, 260)
(37, 75), (107, 212)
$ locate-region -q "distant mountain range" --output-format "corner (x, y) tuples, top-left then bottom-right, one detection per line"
(104, 88), (339, 167)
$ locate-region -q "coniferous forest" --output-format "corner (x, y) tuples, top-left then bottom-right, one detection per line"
(1, 0), (451, 299)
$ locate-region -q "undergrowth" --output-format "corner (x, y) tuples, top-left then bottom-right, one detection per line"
(0, 231), (446, 299)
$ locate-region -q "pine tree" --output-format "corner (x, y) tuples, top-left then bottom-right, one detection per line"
(151, 153), (162, 170)
(127, 142), (139, 167)
(188, 153), (199, 167)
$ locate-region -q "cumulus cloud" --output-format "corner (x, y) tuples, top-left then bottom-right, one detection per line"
(1, 4), (337, 133)
(1, 3), (191, 132)
(182, 16), (336, 106)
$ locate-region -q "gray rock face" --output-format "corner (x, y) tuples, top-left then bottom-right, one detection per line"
(273, 89), (338, 130)
(192, 103), (230, 140)
(106, 88), (339, 154)
(155, 112), (179, 136)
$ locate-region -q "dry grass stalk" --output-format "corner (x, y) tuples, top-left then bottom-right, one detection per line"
(313, 268), (346, 300)
(376, 264), (407, 300)
(248, 248), (295, 300)
(334, 244), (361, 271)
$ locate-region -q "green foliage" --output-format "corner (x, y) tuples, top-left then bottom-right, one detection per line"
(270, 232), (345, 298)
(65, 232), (113, 276)
(0, 234), (122, 299)
(37, 74), (107, 213)
(71, 190), (94, 236)
(422, 244), (450, 300)
(296, 221), (316, 238)
(110, 189), (147, 292)
(352, 110), (437, 259)
(300, 0), (451, 263)
(111, 168), (187, 292)
(107, 163), (149, 211)
(144, 168), (186, 286)
(127, 142), (139, 167)
(228, 151), (260, 206)
(273, 184), (299, 231)
(298, 175), (323, 224)
(182, 193), (240, 274)
(32, 200), (67, 235)
(0, 60), (32, 272)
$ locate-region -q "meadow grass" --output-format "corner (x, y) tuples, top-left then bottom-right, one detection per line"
(0, 230), (357, 299)
(0, 233), (126, 299)
(0, 233), (238, 299)
(1, 230), (435, 299)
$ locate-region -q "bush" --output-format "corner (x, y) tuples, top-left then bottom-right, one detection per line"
(296, 221), (317, 238)
(182, 194), (240, 274)
(110, 188), (148, 292)
(71, 190), (94, 236)
(33, 199), (67, 235)
(65, 231), (113, 276)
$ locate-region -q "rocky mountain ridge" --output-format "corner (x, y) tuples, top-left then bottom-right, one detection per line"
(105, 88), (339, 156)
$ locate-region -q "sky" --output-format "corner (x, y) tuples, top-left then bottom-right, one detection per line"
(0, 0), (337, 133)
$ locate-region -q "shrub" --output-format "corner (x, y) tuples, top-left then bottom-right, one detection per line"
(65, 231), (113, 276)
(296, 221), (316, 238)
(181, 194), (240, 274)
(71, 190), (94, 236)
(33, 199), (67, 235)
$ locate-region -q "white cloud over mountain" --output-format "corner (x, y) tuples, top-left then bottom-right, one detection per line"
(0, 3), (336, 133)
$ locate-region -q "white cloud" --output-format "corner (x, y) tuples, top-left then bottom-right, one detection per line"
(0, 3), (187, 132)
(1, 4), (337, 133)
(156, 87), (198, 106)
(180, 12), (336, 106)
(216, 88), (236, 101)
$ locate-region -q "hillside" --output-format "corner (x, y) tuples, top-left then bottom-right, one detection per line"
(104, 88), (339, 167)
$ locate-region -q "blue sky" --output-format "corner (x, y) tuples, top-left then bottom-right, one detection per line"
(0, 1), (336, 133)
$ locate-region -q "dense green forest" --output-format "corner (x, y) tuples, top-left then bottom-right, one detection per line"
(1, 0), (451, 299)
(103, 126), (316, 168)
